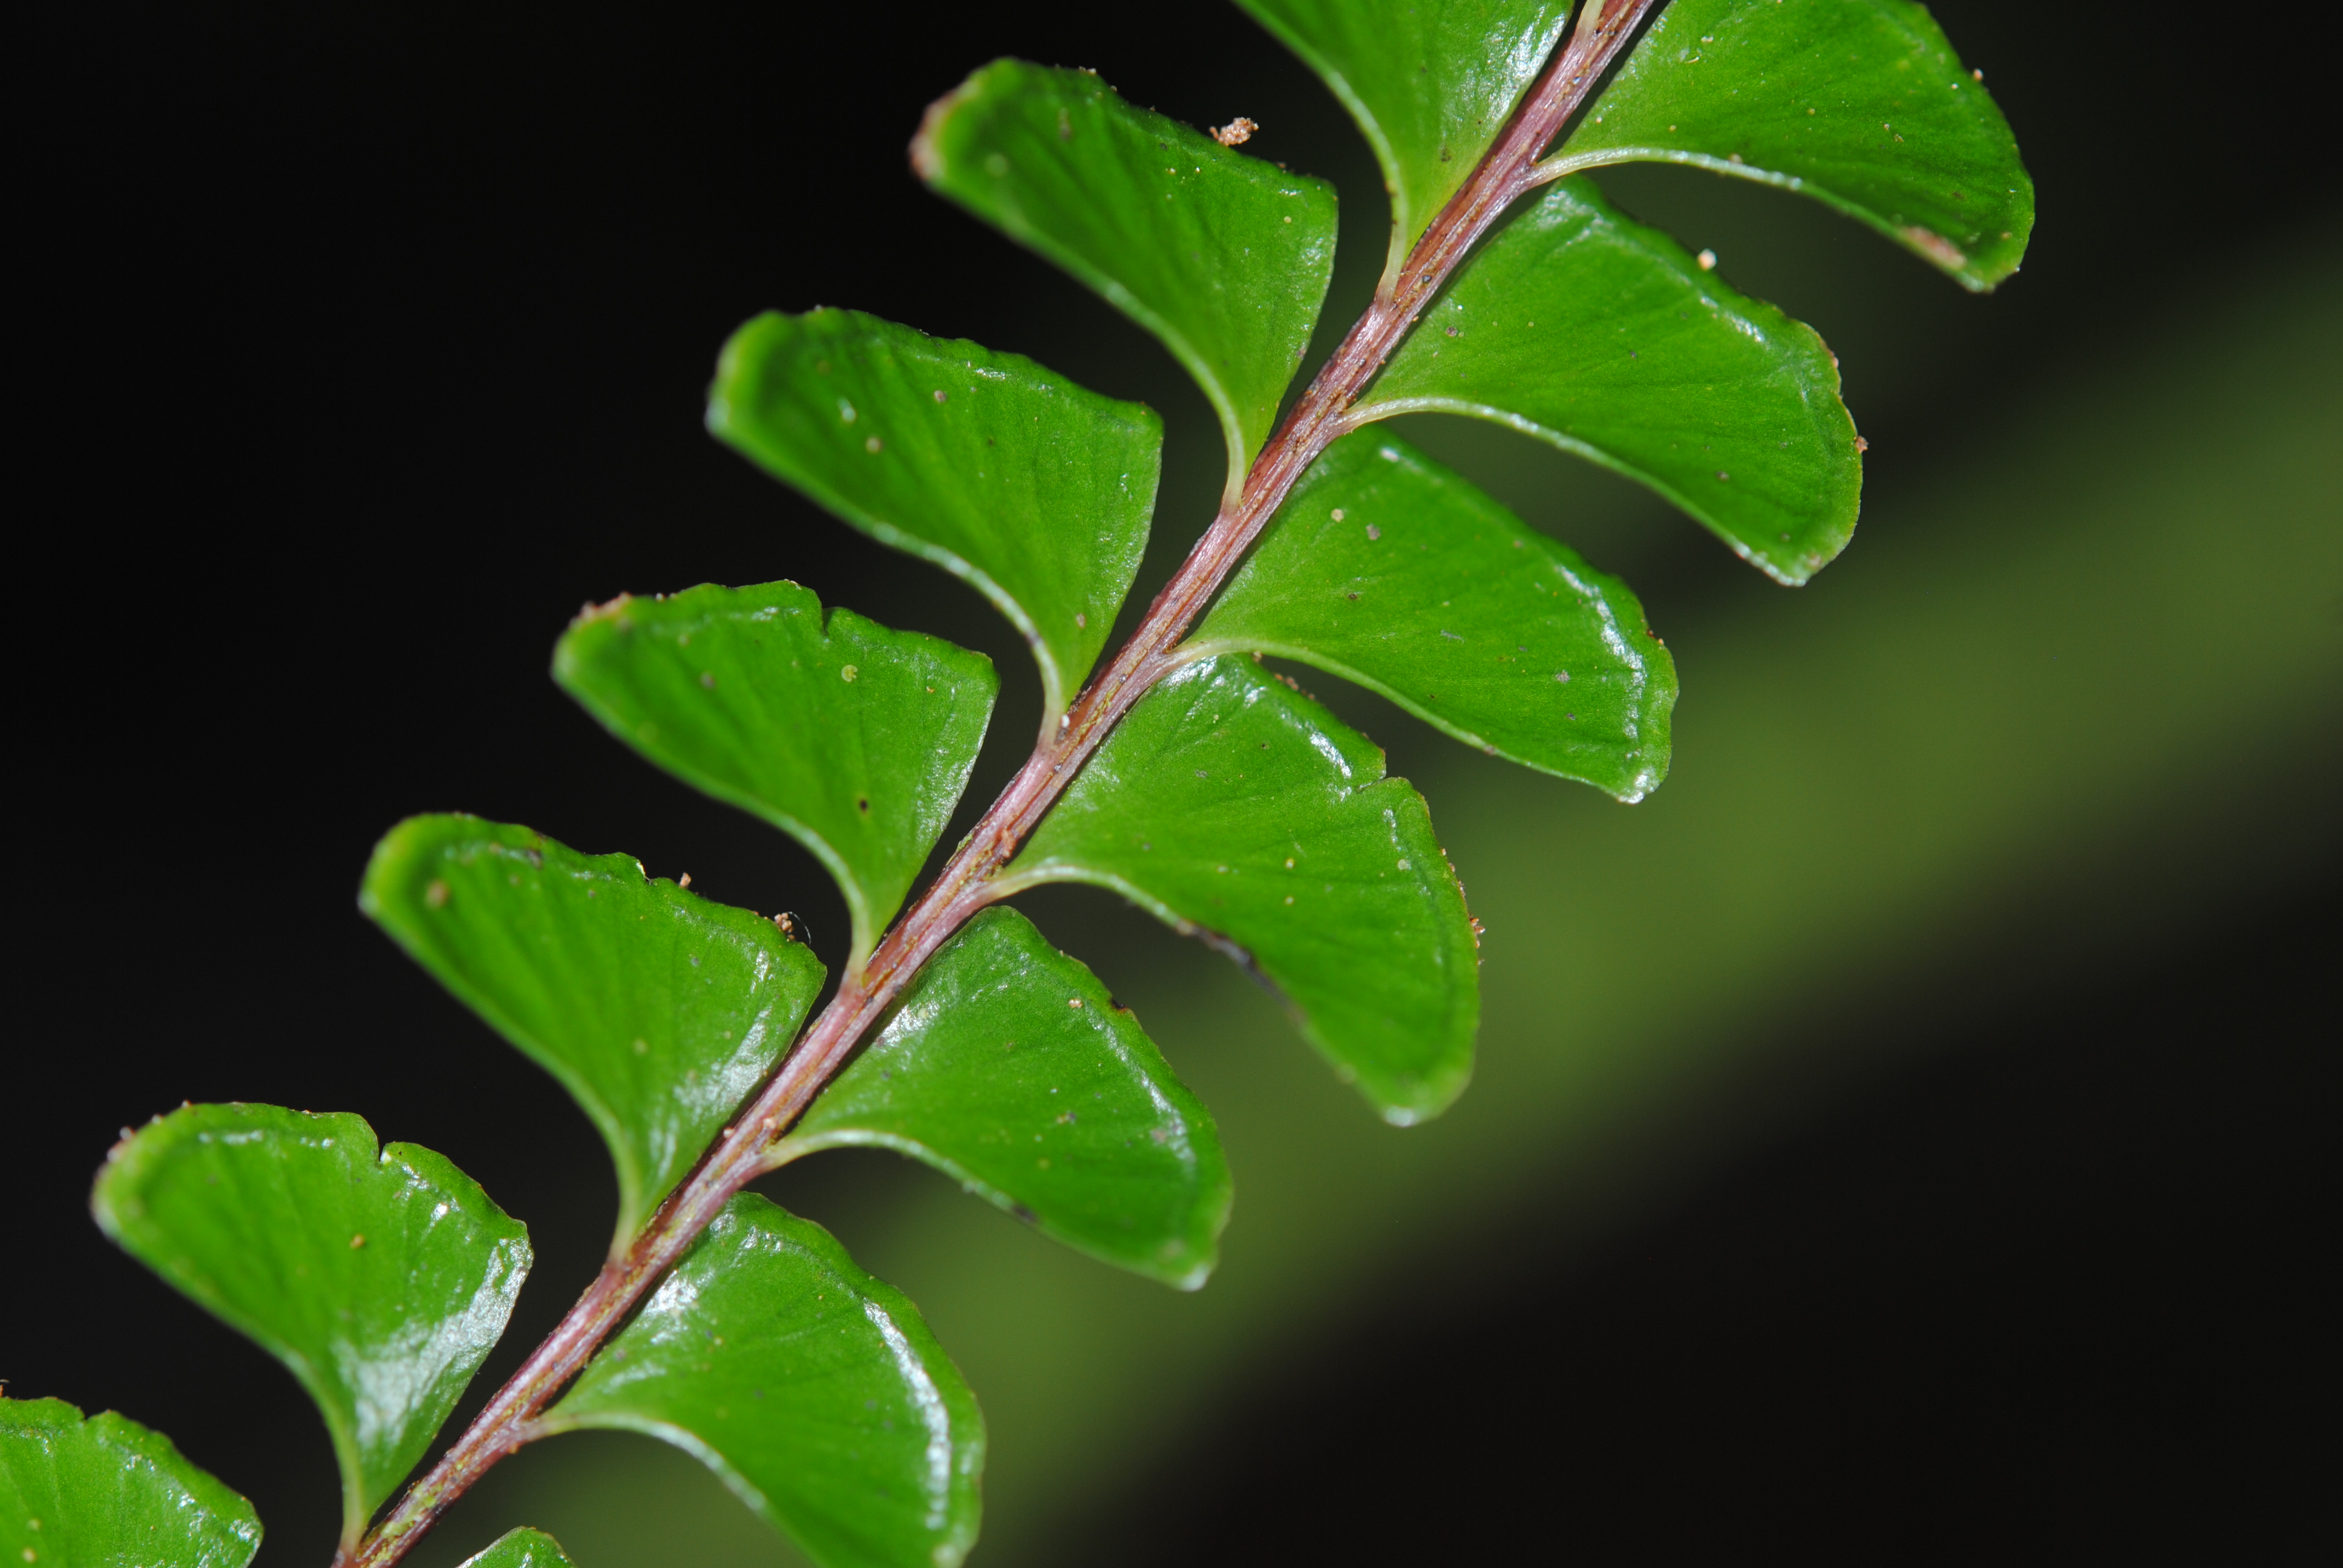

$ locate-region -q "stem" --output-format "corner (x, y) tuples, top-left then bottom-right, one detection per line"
(342, 7), (1651, 1563)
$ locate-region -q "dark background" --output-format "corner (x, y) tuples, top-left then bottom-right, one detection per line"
(9, 3), (2336, 1564)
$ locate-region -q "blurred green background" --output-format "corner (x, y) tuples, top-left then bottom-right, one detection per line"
(11, 2), (2335, 1563)
(402, 237), (2341, 1566)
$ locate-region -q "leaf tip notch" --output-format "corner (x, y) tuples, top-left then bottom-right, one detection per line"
(0, 1397), (264, 1568)
(359, 812), (825, 1252)
(90, 1102), (530, 1550)
(908, 56), (1337, 500)
(703, 307), (1156, 730)
(552, 577), (999, 975)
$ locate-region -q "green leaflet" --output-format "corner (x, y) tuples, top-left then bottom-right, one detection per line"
(88, 1106), (529, 1549)
(1006, 655), (1477, 1124)
(1233, 0), (1572, 277)
(788, 906), (1231, 1289)
(913, 59), (1338, 486)
(1187, 429), (1674, 799)
(546, 1195), (983, 1568)
(457, 1527), (577, 1567)
(0, 1398), (261, 1568)
(360, 815), (827, 1247)
(1554, 0), (2034, 290)
(707, 311), (1156, 725)
(1360, 175), (1859, 584)
(553, 580), (997, 970)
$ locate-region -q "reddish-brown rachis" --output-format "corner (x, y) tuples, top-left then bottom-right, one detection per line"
(341, 7), (1656, 1562)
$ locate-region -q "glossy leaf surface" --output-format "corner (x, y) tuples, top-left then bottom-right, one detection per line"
(90, 1105), (528, 1547)
(1009, 656), (1476, 1123)
(361, 815), (826, 1245)
(1234, 0), (1571, 272)
(554, 580), (996, 968)
(1361, 175), (1858, 583)
(457, 1528), (576, 1568)
(1, 1398), (260, 1568)
(1188, 429), (1674, 799)
(789, 906), (1230, 1289)
(914, 59), (1338, 480)
(549, 1196), (982, 1568)
(708, 310), (1156, 722)
(1555, 0), (2033, 290)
